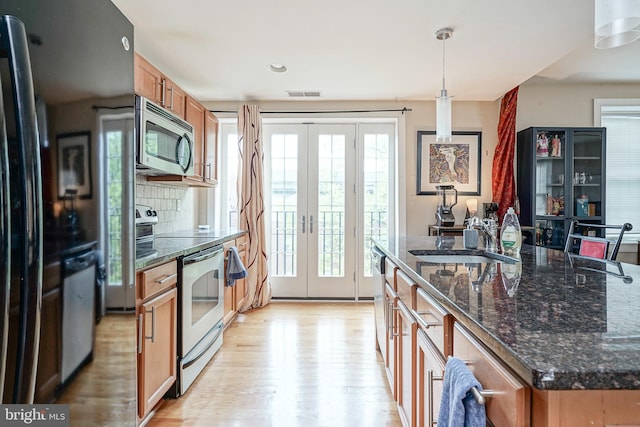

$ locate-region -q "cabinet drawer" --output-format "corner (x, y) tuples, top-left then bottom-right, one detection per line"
(139, 260), (178, 300)
(453, 323), (530, 427)
(413, 287), (453, 357)
(396, 270), (416, 309)
(384, 258), (398, 290)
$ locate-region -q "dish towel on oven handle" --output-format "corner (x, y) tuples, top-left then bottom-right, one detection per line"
(437, 356), (486, 427)
(226, 246), (247, 286)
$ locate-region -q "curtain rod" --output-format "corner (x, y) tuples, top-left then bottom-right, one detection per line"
(208, 107), (412, 114)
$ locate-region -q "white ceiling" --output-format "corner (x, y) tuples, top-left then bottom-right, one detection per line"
(110, 0), (640, 102)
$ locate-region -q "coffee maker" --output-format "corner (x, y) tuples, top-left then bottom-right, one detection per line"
(435, 184), (457, 226)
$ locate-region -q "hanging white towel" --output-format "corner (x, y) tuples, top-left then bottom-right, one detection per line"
(226, 246), (247, 286)
(437, 356), (486, 427)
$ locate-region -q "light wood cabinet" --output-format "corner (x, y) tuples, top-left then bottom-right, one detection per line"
(204, 110), (219, 184)
(135, 52), (218, 188)
(134, 53), (186, 118)
(134, 54), (163, 104)
(222, 235), (249, 328)
(164, 77), (186, 118)
(136, 260), (178, 420)
(453, 323), (530, 427)
(416, 329), (445, 427)
(185, 96), (205, 181)
(397, 300), (417, 427)
(234, 235), (248, 310)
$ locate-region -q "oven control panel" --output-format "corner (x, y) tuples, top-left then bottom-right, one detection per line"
(135, 204), (158, 225)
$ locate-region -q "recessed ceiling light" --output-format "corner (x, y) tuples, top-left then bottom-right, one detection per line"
(268, 63), (288, 73)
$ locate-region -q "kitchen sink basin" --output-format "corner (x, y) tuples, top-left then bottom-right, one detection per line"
(408, 249), (518, 264)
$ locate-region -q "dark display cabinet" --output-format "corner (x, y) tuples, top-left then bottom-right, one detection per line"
(517, 127), (606, 249)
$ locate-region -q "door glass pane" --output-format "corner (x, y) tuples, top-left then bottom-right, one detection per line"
(317, 134), (345, 277)
(363, 133), (389, 276)
(270, 133), (298, 276)
(106, 129), (123, 286)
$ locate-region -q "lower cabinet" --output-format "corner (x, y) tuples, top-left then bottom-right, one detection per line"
(136, 260), (178, 420)
(416, 329), (445, 427)
(453, 323), (530, 427)
(35, 261), (62, 403)
(384, 282), (399, 400)
(223, 234), (249, 328)
(397, 300), (417, 427)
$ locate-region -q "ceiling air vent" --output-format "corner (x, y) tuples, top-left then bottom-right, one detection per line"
(286, 90), (321, 97)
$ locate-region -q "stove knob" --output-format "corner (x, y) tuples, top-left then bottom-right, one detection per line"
(146, 209), (153, 217)
(152, 210), (158, 217)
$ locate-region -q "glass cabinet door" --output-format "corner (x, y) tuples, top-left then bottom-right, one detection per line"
(571, 130), (603, 220)
(533, 130), (566, 249)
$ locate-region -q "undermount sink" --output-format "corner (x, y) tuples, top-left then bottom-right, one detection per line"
(408, 249), (518, 264)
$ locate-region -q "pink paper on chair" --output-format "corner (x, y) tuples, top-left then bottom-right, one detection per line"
(579, 240), (607, 259)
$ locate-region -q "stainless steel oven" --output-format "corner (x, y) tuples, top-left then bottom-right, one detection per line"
(177, 244), (225, 395)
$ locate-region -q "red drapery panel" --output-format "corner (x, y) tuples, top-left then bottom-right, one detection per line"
(492, 86), (519, 221)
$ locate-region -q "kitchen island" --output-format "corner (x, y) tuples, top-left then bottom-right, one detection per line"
(374, 235), (640, 426)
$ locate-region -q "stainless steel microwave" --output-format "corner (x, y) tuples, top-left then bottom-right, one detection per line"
(136, 95), (194, 176)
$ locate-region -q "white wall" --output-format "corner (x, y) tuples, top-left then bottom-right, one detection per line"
(204, 82), (640, 264)
(204, 99), (501, 237)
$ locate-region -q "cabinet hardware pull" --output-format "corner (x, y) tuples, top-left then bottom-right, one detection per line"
(168, 86), (174, 109)
(448, 357), (497, 404)
(206, 163), (211, 180)
(160, 79), (166, 106)
(145, 306), (156, 343)
(415, 314), (442, 330)
(310, 215), (314, 234)
(137, 313), (144, 354)
(428, 370), (435, 426)
(301, 215), (306, 233)
(155, 273), (177, 284)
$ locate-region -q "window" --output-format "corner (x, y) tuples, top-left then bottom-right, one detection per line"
(595, 99), (640, 237)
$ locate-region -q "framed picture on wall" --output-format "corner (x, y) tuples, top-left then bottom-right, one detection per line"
(416, 130), (481, 195)
(57, 131), (92, 199)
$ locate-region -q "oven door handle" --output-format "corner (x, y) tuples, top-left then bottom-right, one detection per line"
(182, 323), (224, 369)
(183, 245), (224, 265)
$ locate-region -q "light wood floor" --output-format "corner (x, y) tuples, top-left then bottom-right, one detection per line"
(147, 301), (401, 427)
(57, 313), (137, 426)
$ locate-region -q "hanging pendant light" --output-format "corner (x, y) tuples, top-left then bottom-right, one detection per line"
(435, 28), (453, 142)
(594, 0), (640, 49)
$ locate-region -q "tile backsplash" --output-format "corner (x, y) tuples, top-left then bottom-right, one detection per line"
(136, 175), (194, 234)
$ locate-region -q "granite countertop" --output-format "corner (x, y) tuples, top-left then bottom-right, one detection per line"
(135, 228), (246, 270)
(376, 235), (640, 391)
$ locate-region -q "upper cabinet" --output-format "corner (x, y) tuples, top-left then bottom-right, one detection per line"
(204, 110), (219, 184)
(517, 127), (606, 249)
(135, 54), (185, 118)
(136, 53), (218, 188)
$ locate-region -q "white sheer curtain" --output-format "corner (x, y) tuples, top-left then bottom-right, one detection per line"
(237, 105), (271, 310)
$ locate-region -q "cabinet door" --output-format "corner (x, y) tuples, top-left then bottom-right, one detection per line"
(571, 129), (605, 220)
(223, 241), (236, 326)
(416, 329), (445, 427)
(204, 110), (219, 184)
(185, 96), (205, 180)
(138, 287), (177, 419)
(234, 236), (248, 311)
(134, 54), (163, 104)
(384, 282), (399, 400)
(35, 288), (62, 403)
(164, 78), (187, 118)
(397, 300), (417, 427)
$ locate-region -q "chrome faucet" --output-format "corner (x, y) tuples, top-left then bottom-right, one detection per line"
(466, 216), (498, 252)
(481, 218), (498, 252)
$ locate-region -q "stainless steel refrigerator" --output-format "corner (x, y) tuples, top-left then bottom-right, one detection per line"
(1, 0), (136, 422)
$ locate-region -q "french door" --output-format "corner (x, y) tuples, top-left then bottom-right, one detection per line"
(265, 124), (357, 298)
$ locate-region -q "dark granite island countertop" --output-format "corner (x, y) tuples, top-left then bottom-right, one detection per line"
(375, 235), (640, 391)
